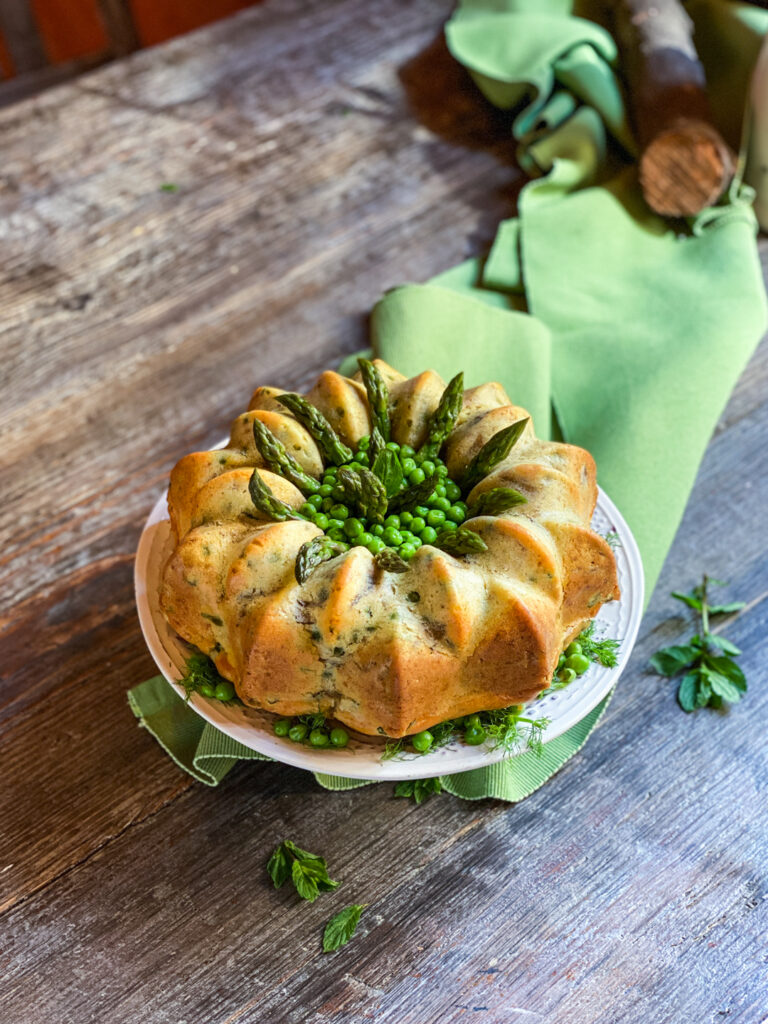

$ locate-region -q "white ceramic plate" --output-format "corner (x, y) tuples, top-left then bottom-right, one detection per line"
(135, 482), (644, 781)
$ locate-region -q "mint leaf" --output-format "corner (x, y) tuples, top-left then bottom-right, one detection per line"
(707, 635), (741, 657)
(649, 645), (699, 677)
(706, 601), (746, 616)
(371, 448), (404, 496)
(671, 591), (703, 611)
(266, 844), (291, 889)
(291, 859), (320, 902)
(323, 904), (366, 953)
(394, 778), (442, 804)
(677, 672), (699, 712)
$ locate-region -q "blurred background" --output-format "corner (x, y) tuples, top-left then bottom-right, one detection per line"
(0, 0), (261, 101)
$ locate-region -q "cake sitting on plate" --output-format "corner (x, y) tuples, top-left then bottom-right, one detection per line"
(159, 359), (619, 738)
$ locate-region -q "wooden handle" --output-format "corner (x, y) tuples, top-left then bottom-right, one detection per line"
(612, 0), (734, 216)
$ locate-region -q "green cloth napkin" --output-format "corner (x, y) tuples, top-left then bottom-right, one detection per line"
(128, 0), (768, 801)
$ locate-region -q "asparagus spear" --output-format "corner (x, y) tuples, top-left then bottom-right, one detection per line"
(295, 536), (348, 584)
(276, 393), (353, 466)
(434, 526), (488, 555)
(357, 358), (391, 441)
(252, 419), (320, 495)
(374, 548), (410, 573)
(461, 418), (529, 492)
(336, 466), (388, 524)
(419, 372), (464, 460)
(468, 487), (527, 517)
(248, 469), (303, 521)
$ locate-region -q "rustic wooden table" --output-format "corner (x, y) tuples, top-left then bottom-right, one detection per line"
(3, 1), (767, 1021)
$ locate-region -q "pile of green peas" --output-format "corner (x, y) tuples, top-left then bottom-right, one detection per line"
(554, 639), (592, 687)
(297, 437), (469, 562)
(408, 713), (489, 754)
(273, 716), (350, 749)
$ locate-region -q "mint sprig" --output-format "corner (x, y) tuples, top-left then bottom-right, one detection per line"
(650, 575), (746, 711)
(267, 840), (340, 902)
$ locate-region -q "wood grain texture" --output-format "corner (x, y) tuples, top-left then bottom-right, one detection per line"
(1, 1), (766, 1022)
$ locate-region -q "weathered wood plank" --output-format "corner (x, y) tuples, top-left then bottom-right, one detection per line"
(1, 0), (767, 1021)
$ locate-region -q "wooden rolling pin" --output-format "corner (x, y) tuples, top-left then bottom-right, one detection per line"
(612, 0), (735, 217)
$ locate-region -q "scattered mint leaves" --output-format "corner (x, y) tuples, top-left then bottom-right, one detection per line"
(394, 778), (443, 804)
(266, 840), (339, 902)
(323, 904), (366, 953)
(650, 575), (747, 711)
(159, 182), (179, 192)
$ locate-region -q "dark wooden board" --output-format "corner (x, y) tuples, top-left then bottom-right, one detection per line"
(1, 1), (766, 1021)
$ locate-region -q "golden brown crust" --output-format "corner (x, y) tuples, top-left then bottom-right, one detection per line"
(160, 360), (620, 737)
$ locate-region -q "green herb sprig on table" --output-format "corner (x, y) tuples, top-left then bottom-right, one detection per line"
(267, 840), (340, 902)
(649, 575), (747, 711)
(394, 777), (443, 804)
(322, 904), (367, 953)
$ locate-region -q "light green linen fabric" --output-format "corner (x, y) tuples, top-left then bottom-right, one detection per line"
(128, 0), (768, 802)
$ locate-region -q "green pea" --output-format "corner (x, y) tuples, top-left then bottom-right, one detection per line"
(415, 505), (430, 518)
(446, 504), (465, 524)
(386, 441), (400, 452)
(332, 485), (346, 501)
(436, 463), (448, 478)
(401, 457), (416, 475)
(371, 523), (385, 537)
(464, 713), (482, 728)
(399, 530), (416, 545)
(463, 725), (487, 746)
(382, 527), (402, 546)
(327, 518), (345, 532)
(410, 536), (422, 549)
(359, 532), (374, 546)
(314, 513), (329, 530)
(344, 517), (364, 538)
(214, 681), (235, 701)
(435, 484), (447, 498)
(440, 520), (458, 532)
(565, 653), (591, 676)
(327, 528), (345, 542)
(357, 435), (370, 451)
(420, 460), (436, 477)
(299, 502), (316, 518)
(366, 536), (386, 554)
(309, 729), (331, 747)
(198, 682), (216, 698)
(384, 514), (401, 530)
(324, 465), (338, 477)
(557, 653), (567, 670)
(410, 516), (426, 535)
(330, 504), (349, 520)
(308, 494), (324, 509)
(557, 667), (577, 687)
(273, 718), (291, 737)
(321, 497), (335, 512)
(288, 723), (307, 742)
(353, 452), (370, 466)
(399, 511), (413, 527)
(565, 641), (583, 658)
(330, 727), (349, 748)
(318, 483), (334, 498)
(420, 526), (438, 545)
(445, 481), (462, 501)
(400, 444), (415, 458)
(411, 730), (433, 753)
(433, 496), (451, 513)
(399, 544), (416, 560)
(426, 509), (446, 528)
(409, 467), (426, 485)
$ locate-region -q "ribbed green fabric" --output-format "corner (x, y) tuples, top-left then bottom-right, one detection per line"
(128, 0), (768, 802)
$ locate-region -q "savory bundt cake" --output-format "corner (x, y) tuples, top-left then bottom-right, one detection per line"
(160, 360), (619, 738)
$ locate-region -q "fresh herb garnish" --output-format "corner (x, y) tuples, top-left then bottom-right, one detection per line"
(650, 575), (747, 711)
(322, 904), (366, 953)
(267, 840), (340, 902)
(159, 182), (179, 193)
(394, 778), (443, 804)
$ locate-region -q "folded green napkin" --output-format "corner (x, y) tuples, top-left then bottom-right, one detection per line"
(129, 0), (767, 801)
